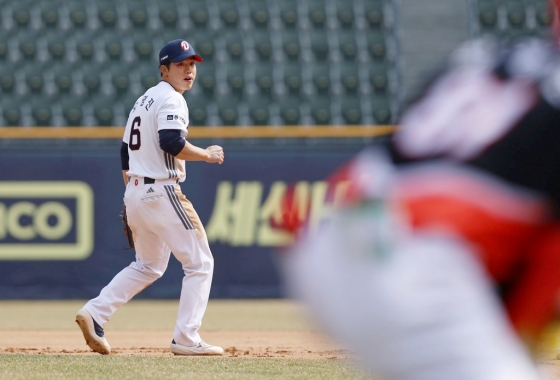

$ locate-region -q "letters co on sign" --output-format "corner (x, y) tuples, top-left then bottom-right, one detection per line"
(0, 182), (94, 260)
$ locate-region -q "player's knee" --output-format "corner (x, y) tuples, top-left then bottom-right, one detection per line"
(143, 265), (166, 279)
(183, 257), (213, 275)
(130, 261), (167, 279)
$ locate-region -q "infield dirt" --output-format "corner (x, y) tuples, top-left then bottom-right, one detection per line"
(0, 300), (350, 359)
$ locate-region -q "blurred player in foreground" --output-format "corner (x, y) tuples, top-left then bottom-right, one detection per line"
(280, 36), (560, 380)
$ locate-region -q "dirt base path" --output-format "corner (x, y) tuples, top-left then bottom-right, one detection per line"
(0, 330), (352, 359)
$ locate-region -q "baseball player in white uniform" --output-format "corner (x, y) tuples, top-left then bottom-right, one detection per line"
(76, 39), (225, 356)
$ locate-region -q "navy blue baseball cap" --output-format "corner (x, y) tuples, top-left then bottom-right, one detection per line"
(159, 39), (203, 65)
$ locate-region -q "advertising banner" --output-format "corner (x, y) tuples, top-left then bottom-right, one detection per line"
(0, 150), (354, 299)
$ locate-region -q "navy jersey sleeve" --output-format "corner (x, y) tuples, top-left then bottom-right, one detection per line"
(120, 141), (129, 170)
(159, 129), (186, 156)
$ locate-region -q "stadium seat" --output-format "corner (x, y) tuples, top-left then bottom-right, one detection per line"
(110, 65), (131, 97)
(30, 96), (53, 126)
(339, 31), (358, 61)
(47, 32), (67, 61)
(197, 62), (216, 96)
(11, 2), (31, 29)
(97, 0), (118, 28)
(367, 31), (387, 61)
(158, 0), (178, 28)
(192, 31), (215, 61)
(506, 0), (527, 29)
(184, 94), (209, 126)
(364, 0), (384, 29)
(60, 98), (84, 126)
(278, 97), (301, 125)
(283, 62), (302, 95)
(0, 64), (16, 94)
(133, 33), (154, 61)
(335, 0), (354, 28)
(81, 63), (102, 95)
(253, 31), (272, 61)
(2, 98), (21, 126)
(219, 0), (240, 29)
(24, 64), (45, 95)
(310, 96), (332, 125)
(308, 0), (327, 28)
(370, 63), (389, 93)
(40, 1), (59, 29)
(340, 63), (360, 94)
(371, 95), (391, 124)
(225, 31), (244, 61)
(189, 0), (210, 28)
(92, 95), (116, 126)
(216, 95), (239, 125)
(255, 63), (274, 96)
(282, 30), (301, 61)
(52, 65), (74, 94)
(117, 91), (142, 120)
(74, 32), (96, 61)
(157, 0), (179, 29)
(18, 31), (38, 61)
(0, 33), (7, 61)
(249, 0), (270, 28)
(105, 38), (123, 61)
(128, 0), (148, 29)
(226, 62), (245, 97)
(535, 1), (552, 27)
(312, 63), (330, 95)
(104, 34), (123, 61)
(478, 0), (499, 32)
(247, 96), (270, 125)
(279, 0), (298, 29)
(117, 88), (139, 115)
(138, 65), (160, 90)
(341, 95), (362, 125)
(310, 30), (329, 61)
(68, 1), (88, 29)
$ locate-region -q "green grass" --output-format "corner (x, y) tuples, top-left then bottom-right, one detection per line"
(0, 355), (375, 380)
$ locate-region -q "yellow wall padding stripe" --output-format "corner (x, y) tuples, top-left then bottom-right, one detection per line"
(0, 125), (397, 139)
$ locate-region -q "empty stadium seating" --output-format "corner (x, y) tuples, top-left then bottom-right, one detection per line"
(475, 0), (551, 40)
(0, 0), (397, 126)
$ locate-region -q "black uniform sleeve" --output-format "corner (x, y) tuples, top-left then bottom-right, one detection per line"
(159, 129), (186, 156)
(120, 141), (129, 170)
(468, 97), (560, 210)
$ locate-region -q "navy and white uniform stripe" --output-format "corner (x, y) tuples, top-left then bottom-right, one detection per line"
(164, 185), (194, 230)
(165, 152), (179, 179)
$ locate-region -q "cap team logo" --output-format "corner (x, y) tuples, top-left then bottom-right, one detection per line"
(181, 41), (189, 51)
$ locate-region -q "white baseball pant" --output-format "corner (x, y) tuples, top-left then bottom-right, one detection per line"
(84, 177), (214, 346)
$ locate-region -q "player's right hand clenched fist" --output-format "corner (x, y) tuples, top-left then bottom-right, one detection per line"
(206, 145), (224, 164)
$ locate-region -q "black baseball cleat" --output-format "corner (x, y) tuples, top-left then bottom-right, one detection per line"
(75, 308), (111, 355)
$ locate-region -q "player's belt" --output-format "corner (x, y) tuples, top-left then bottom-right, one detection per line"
(143, 177), (179, 184)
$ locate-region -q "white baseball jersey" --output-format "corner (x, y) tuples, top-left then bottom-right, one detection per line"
(123, 81), (190, 182)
